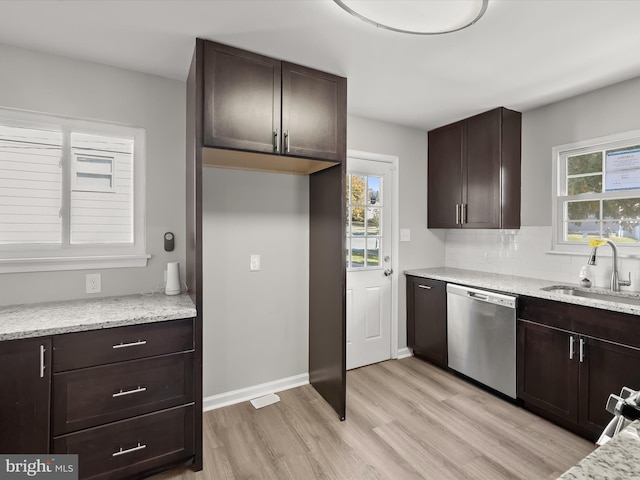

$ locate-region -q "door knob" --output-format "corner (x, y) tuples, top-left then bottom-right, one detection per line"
(384, 268), (393, 277)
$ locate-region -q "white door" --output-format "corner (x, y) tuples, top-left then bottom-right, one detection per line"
(346, 157), (394, 370)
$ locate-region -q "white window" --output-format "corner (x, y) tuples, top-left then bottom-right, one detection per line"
(0, 107), (148, 272)
(553, 130), (640, 252)
(346, 173), (382, 269)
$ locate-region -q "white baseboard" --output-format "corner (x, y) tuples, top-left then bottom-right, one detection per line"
(203, 373), (309, 412)
(396, 347), (413, 360)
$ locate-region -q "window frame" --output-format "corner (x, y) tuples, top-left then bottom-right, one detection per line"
(346, 171), (384, 271)
(0, 107), (148, 273)
(552, 129), (640, 253)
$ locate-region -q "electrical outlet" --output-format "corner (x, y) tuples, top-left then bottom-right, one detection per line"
(86, 273), (101, 294)
(250, 255), (261, 271)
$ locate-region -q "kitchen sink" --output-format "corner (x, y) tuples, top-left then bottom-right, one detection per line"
(541, 285), (640, 306)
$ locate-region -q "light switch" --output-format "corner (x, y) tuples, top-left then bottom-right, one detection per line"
(400, 229), (411, 242)
(250, 255), (261, 271)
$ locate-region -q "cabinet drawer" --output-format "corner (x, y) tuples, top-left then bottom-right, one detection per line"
(53, 352), (193, 435)
(53, 405), (194, 480)
(53, 318), (194, 372)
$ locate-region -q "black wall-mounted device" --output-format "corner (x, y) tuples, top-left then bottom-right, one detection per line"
(164, 232), (175, 252)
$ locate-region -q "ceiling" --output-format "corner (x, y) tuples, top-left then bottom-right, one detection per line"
(1, 0), (640, 131)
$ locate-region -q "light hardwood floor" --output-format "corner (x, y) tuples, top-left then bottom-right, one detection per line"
(152, 357), (596, 480)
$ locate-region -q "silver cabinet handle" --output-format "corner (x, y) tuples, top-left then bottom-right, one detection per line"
(579, 338), (585, 363)
(273, 128), (279, 153)
(569, 335), (575, 360)
(40, 344), (45, 378)
(455, 204), (460, 225)
(112, 386), (147, 398)
(284, 130), (290, 153)
(112, 340), (147, 349)
(418, 284), (432, 290)
(461, 203), (467, 224)
(112, 443), (146, 457)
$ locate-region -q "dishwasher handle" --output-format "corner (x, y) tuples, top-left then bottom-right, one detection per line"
(446, 283), (517, 309)
(468, 291), (489, 301)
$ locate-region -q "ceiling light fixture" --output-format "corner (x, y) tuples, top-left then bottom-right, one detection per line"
(333, 0), (489, 35)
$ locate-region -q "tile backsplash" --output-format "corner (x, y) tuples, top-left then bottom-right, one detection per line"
(444, 226), (640, 292)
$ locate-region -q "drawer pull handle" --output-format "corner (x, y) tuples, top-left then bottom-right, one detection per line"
(112, 443), (146, 457)
(112, 340), (147, 349)
(112, 386), (147, 398)
(40, 344), (46, 378)
(418, 285), (432, 290)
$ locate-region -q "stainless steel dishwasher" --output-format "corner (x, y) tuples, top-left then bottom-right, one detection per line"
(447, 283), (517, 399)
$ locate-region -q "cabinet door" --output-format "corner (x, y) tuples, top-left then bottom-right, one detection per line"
(463, 108), (501, 228)
(202, 41), (281, 153)
(407, 277), (447, 367)
(579, 337), (640, 438)
(427, 122), (463, 228)
(0, 337), (51, 453)
(517, 320), (579, 424)
(281, 62), (346, 162)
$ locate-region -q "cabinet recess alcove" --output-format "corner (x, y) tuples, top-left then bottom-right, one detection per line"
(186, 39), (347, 420)
(427, 107), (521, 229)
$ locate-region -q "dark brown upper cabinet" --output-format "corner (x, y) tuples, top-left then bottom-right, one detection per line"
(428, 107), (521, 229)
(201, 40), (346, 174)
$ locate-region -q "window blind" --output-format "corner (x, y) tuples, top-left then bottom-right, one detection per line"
(0, 125), (62, 245)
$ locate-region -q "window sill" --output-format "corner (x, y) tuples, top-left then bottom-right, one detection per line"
(546, 249), (640, 259)
(0, 254), (151, 274)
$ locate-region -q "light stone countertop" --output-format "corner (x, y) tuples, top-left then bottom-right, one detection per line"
(557, 421), (640, 479)
(404, 267), (640, 316)
(0, 293), (197, 341)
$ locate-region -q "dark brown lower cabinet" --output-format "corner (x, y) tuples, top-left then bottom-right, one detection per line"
(406, 276), (447, 368)
(518, 314), (640, 441)
(579, 336), (640, 436)
(53, 405), (194, 480)
(517, 320), (578, 424)
(0, 337), (51, 453)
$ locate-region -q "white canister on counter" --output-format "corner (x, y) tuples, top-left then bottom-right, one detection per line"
(579, 265), (593, 288)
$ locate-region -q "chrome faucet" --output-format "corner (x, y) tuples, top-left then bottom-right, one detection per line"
(588, 239), (632, 291)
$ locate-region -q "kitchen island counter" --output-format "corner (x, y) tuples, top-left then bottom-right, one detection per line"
(405, 267), (640, 316)
(557, 421), (640, 479)
(0, 293), (196, 341)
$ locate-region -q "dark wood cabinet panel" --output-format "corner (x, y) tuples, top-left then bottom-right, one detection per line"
(282, 62), (346, 162)
(464, 109), (501, 228)
(53, 352), (194, 435)
(200, 39), (346, 170)
(53, 318), (194, 372)
(517, 320), (578, 423)
(406, 276), (447, 367)
(203, 41), (281, 153)
(518, 297), (640, 441)
(0, 337), (51, 453)
(53, 405), (194, 480)
(427, 107), (521, 229)
(579, 337), (640, 437)
(309, 163), (346, 420)
(427, 122), (463, 228)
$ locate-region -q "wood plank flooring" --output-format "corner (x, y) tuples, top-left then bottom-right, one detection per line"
(151, 357), (596, 480)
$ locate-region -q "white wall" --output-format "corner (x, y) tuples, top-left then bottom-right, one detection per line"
(0, 44), (186, 305)
(201, 168), (309, 398)
(445, 76), (640, 291)
(347, 115), (445, 351)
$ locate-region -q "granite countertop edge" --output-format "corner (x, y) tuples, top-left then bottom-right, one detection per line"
(557, 420), (640, 479)
(0, 293), (197, 341)
(404, 267), (640, 316)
